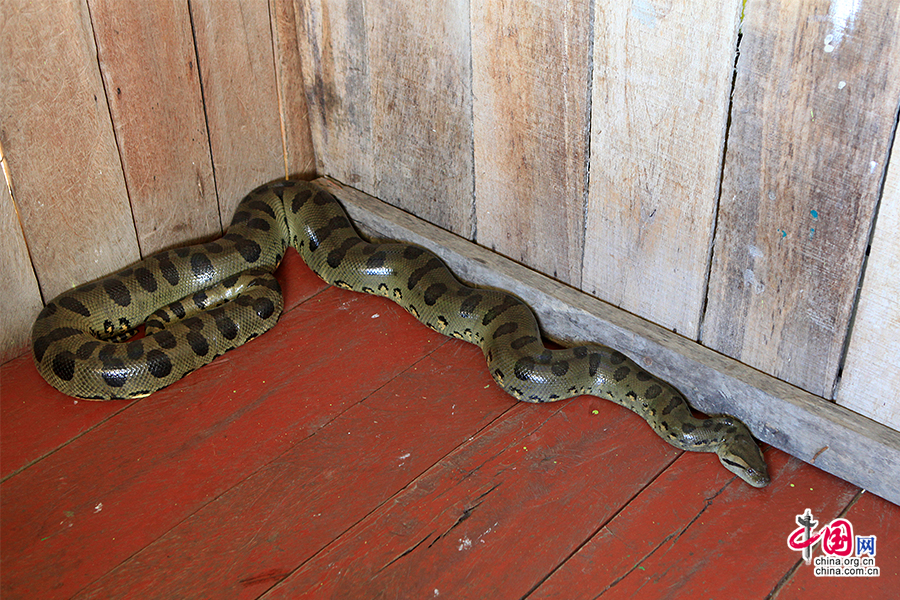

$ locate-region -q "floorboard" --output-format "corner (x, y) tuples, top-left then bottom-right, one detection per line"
(2, 250), (897, 599)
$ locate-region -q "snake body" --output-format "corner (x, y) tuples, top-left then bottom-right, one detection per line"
(32, 180), (769, 487)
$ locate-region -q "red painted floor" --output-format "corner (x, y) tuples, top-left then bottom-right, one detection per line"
(2, 250), (897, 599)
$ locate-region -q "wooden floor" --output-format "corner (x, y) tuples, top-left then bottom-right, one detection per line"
(2, 251), (897, 599)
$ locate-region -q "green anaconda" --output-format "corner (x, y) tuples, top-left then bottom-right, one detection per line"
(31, 180), (769, 487)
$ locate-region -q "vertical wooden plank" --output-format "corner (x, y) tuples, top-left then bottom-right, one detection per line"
(293, 0), (374, 186)
(295, 0), (473, 236)
(702, 0), (900, 398)
(471, 0), (591, 287)
(270, 0), (319, 179)
(0, 0), (138, 301)
(190, 0), (291, 219)
(836, 149), (900, 429)
(581, 0), (741, 338)
(89, 0), (219, 255)
(367, 0), (474, 236)
(0, 181), (43, 364)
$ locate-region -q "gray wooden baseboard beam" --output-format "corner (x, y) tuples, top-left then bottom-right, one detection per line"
(317, 177), (900, 506)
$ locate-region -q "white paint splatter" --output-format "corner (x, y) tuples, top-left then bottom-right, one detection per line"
(94, 503), (103, 513)
(826, 0), (861, 50)
(631, 0), (658, 28)
(458, 537), (472, 551)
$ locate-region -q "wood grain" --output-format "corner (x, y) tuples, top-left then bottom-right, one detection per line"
(367, 0), (474, 236)
(0, 260), (443, 599)
(0, 0), (138, 301)
(71, 341), (511, 599)
(836, 146), (900, 429)
(530, 450), (858, 599)
(581, 0), (742, 337)
(702, 0), (900, 398)
(0, 180), (43, 364)
(270, 0), (318, 179)
(190, 0), (292, 219)
(471, 0), (591, 287)
(294, 0), (374, 186)
(320, 177), (900, 505)
(263, 399), (675, 599)
(89, 0), (219, 255)
(295, 0), (474, 236)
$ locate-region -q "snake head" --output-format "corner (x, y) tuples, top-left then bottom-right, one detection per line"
(716, 429), (770, 488)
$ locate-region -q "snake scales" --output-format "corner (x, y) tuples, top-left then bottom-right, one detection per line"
(32, 180), (769, 487)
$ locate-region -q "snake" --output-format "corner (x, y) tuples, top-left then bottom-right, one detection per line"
(31, 179), (769, 487)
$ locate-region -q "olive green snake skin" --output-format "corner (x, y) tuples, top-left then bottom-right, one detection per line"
(31, 180), (769, 487)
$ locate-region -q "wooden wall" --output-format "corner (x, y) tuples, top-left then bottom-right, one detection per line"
(1, 1), (898, 433)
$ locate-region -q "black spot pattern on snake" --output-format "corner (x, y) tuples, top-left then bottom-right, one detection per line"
(407, 258), (443, 290)
(573, 346), (588, 358)
(59, 297), (91, 317)
(146, 349), (173, 378)
(610, 351), (627, 365)
(33, 327), (81, 362)
(155, 330), (178, 350)
(101, 362), (127, 388)
(103, 278), (131, 307)
(423, 283), (447, 306)
(511, 335), (538, 349)
(313, 190), (333, 205)
(231, 211), (251, 225)
(366, 251), (387, 269)
(247, 199), (277, 219)
(247, 218), (270, 231)
(662, 396), (681, 416)
(174, 248), (190, 258)
(193, 291), (209, 309)
(481, 297), (519, 327)
(492, 322), (518, 338)
(203, 242), (224, 254)
(551, 361), (569, 376)
(588, 353), (604, 377)
(126, 340), (144, 360)
(645, 384), (662, 399)
(459, 294), (483, 317)
(171, 301), (186, 319)
(221, 273), (241, 288)
(636, 371), (653, 381)
(191, 253), (215, 280)
(402, 246), (426, 260)
(327, 237), (365, 268)
(613, 366), (631, 382)
(514, 357), (536, 381)
(135, 267), (158, 293)
(187, 331), (209, 356)
(155, 255), (180, 286)
(291, 188), (313, 212)
(212, 309), (239, 340)
(233, 236), (262, 263)
(77, 341), (100, 360)
(52, 351), (77, 381)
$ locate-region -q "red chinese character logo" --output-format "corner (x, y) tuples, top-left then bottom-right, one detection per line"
(821, 518), (854, 557)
